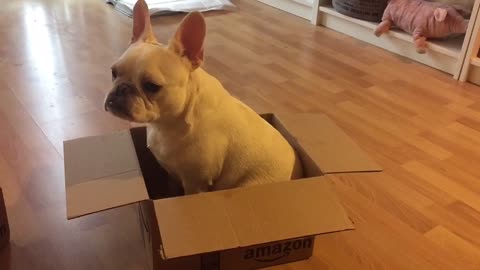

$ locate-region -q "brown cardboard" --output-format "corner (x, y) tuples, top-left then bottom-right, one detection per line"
(63, 130), (149, 219)
(0, 187), (9, 250)
(271, 113), (382, 173)
(138, 203), (316, 270)
(154, 177), (352, 259)
(64, 113), (382, 270)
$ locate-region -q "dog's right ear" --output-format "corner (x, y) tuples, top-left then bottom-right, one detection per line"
(131, 0), (157, 44)
(169, 12), (206, 70)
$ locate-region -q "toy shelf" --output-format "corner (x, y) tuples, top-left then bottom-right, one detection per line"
(253, 0), (480, 81)
(315, 5), (468, 76)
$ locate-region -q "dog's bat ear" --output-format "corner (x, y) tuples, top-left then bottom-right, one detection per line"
(169, 12), (206, 70)
(131, 0), (156, 43)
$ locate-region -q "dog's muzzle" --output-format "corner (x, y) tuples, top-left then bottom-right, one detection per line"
(104, 83), (133, 117)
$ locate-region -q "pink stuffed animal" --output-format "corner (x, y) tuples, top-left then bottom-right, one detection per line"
(374, 0), (469, 53)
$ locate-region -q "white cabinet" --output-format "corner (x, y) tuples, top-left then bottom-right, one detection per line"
(255, 0), (480, 81)
(312, 1), (480, 79)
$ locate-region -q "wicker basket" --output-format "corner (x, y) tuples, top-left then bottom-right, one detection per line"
(332, 0), (388, 22)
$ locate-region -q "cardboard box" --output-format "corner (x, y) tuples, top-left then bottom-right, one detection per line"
(63, 113), (381, 270)
(0, 187), (9, 250)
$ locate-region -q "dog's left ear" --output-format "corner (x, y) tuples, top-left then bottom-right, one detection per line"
(169, 12), (206, 70)
(131, 0), (157, 44)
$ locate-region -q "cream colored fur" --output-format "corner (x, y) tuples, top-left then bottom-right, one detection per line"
(104, 0), (303, 195)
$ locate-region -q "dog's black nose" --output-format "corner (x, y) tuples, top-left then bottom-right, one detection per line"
(105, 83), (133, 113)
(115, 83), (130, 96)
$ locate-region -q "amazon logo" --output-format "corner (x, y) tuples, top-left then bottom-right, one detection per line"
(243, 237), (313, 262)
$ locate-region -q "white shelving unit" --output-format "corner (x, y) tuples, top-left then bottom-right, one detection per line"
(314, 4), (475, 78)
(255, 0), (480, 80)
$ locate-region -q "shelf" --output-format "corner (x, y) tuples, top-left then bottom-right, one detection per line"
(319, 6), (463, 57)
(317, 6), (467, 75)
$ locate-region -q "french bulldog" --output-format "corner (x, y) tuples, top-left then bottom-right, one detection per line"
(104, 0), (303, 195)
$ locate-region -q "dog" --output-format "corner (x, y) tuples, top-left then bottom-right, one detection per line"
(104, 0), (303, 195)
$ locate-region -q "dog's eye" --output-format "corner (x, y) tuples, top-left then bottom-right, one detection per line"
(112, 69), (117, 80)
(143, 81), (161, 93)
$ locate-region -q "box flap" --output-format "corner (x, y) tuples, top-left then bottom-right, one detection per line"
(64, 130), (149, 219)
(153, 177), (353, 259)
(273, 113), (382, 173)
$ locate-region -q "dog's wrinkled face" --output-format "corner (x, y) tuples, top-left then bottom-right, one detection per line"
(104, 0), (206, 123)
(105, 43), (189, 122)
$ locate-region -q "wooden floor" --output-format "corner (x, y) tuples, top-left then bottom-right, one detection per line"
(1, 0), (480, 269)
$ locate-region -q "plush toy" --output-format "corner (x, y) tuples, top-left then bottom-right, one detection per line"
(374, 0), (469, 53)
